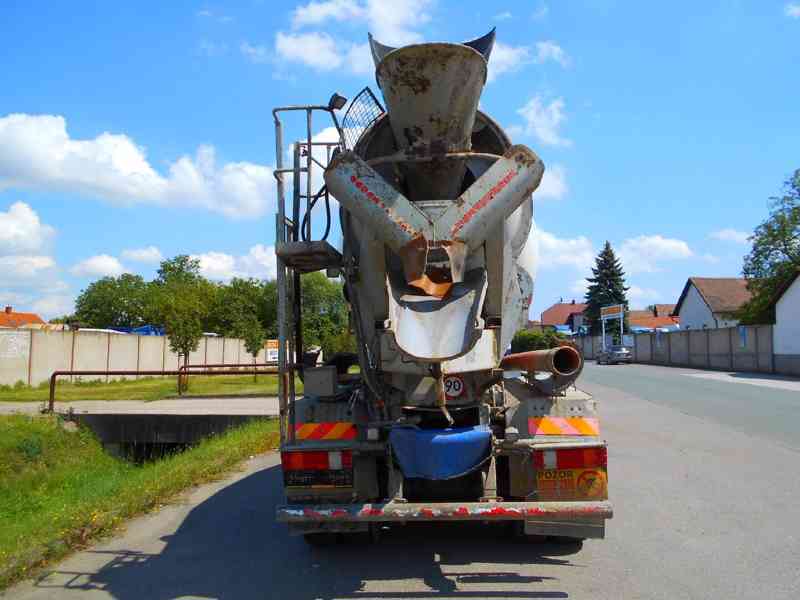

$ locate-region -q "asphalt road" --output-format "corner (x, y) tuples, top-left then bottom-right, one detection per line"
(4, 363), (799, 599)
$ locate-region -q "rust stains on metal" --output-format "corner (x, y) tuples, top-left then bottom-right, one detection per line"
(450, 168), (518, 237)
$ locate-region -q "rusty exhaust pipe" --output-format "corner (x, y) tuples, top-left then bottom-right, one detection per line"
(499, 346), (583, 377)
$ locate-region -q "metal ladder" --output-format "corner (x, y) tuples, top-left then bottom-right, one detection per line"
(272, 99), (344, 444)
(272, 89), (386, 444)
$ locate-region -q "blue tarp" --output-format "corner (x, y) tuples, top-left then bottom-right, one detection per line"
(389, 425), (492, 480)
(109, 325), (165, 336)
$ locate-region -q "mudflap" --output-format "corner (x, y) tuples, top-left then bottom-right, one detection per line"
(523, 516), (605, 539)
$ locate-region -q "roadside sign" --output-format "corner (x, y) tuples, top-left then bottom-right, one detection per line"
(600, 304), (624, 319)
(600, 304), (625, 351)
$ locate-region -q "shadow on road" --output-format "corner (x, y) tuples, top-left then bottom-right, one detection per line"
(37, 466), (582, 599)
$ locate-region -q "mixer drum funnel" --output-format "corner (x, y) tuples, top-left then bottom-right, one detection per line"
(375, 42), (488, 200)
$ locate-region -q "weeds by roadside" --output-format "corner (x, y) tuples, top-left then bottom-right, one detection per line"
(0, 415), (279, 589)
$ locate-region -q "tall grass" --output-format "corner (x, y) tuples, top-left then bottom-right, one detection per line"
(0, 415), (279, 589)
(0, 374), (302, 403)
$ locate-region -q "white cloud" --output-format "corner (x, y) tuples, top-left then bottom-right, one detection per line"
(288, 0), (431, 44)
(531, 3), (548, 19)
(702, 253), (721, 264)
(31, 294), (75, 318)
(709, 228), (749, 244)
(627, 285), (661, 306)
(516, 96), (571, 147)
(198, 40), (228, 57)
(536, 164), (568, 200)
(537, 230), (594, 271)
(345, 43), (374, 75)
(193, 244), (277, 281)
(362, 0), (432, 45)
(0, 201), (55, 255)
(270, 34), (377, 75)
(570, 278), (588, 297)
(277, 0), (432, 76)
(240, 42), (269, 63)
(493, 11), (512, 21)
(275, 31), (344, 70)
(534, 41), (569, 67)
(121, 246), (163, 264)
(618, 234), (693, 274)
(291, 0), (365, 28)
(0, 255), (57, 279)
(487, 42), (532, 82)
(70, 254), (127, 278)
(0, 291), (29, 305)
(0, 114), (275, 219)
(785, 3), (800, 18)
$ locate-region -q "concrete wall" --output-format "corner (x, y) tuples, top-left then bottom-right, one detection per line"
(73, 332), (111, 382)
(29, 330), (73, 386)
(0, 330), (31, 386)
(598, 324), (782, 375)
(108, 333), (139, 380)
(0, 331), (262, 386)
(138, 336), (166, 372)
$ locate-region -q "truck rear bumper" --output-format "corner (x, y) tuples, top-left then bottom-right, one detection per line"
(276, 500), (612, 523)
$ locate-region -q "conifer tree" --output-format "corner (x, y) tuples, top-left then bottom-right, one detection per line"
(584, 241), (629, 336)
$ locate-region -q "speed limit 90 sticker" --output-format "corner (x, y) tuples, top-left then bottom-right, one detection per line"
(443, 375), (465, 399)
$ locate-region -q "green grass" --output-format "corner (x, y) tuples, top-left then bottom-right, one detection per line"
(0, 374), (303, 403)
(0, 415), (280, 589)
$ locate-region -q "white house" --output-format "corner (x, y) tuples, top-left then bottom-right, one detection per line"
(771, 271), (800, 375)
(673, 277), (751, 330)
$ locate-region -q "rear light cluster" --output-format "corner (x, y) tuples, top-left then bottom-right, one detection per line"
(281, 450), (354, 488)
(533, 446), (607, 470)
(532, 445), (608, 501)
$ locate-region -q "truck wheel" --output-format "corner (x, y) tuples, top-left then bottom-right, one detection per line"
(303, 532), (338, 546)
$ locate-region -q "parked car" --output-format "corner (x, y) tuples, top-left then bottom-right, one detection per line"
(597, 345), (632, 365)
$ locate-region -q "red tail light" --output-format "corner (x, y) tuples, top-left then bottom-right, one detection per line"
(281, 450), (353, 472)
(533, 446), (607, 470)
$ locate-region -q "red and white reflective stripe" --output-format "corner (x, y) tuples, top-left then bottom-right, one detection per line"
(532, 446), (607, 470)
(277, 500), (614, 522)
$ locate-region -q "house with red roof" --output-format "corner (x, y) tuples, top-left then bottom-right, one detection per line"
(673, 278), (751, 329)
(540, 300), (587, 330)
(0, 306), (45, 328)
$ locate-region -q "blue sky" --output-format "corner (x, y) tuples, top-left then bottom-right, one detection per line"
(1, 1), (798, 319)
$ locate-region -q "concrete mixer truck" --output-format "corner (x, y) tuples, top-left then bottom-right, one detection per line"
(273, 29), (612, 543)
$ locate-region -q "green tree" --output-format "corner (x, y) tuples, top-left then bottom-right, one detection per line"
(300, 272), (349, 358)
(510, 329), (565, 353)
(155, 255), (202, 285)
(159, 289), (204, 391)
(584, 241), (629, 337)
(739, 169), (800, 324)
(74, 274), (149, 328)
(148, 256), (218, 332)
(235, 312), (266, 380)
(210, 278), (265, 336)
